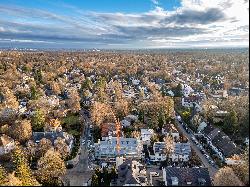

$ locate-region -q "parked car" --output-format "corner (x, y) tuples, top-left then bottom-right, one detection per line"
(150, 172), (159, 177)
(66, 163), (74, 169)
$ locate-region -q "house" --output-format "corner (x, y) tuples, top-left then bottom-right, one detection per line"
(101, 123), (119, 137)
(117, 160), (148, 186)
(149, 142), (167, 162)
(171, 143), (191, 162)
(162, 167), (212, 186)
(182, 84), (194, 97)
(140, 129), (154, 145)
(211, 110), (228, 123)
(32, 131), (74, 152)
(132, 79), (141, 86)
(152, 133), (189, 163)
(162, 124), (179, 141)
(0, 134), (15, 155)
(181, 96), (201, 108)
(167, 90), (175, 97)
(94, 137), (142, 161)
(197, 122), (207, 133)
(210, 90), (228, 99)
(121, 115), (138, 128)
(228, 87), (244, 96)
(225, 155), (245, 165)
(202, 125), (240, 160)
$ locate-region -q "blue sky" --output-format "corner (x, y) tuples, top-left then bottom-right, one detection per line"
(0, 0), (249, 49)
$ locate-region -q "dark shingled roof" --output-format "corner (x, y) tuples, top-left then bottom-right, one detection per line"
(212, 132), (241, 157)
(164, 167), (212, 186)
(117, 160), (139, 186)
(202, 125), (241, 158)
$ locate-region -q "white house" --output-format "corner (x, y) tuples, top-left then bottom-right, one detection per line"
(140, 129), (154, 145)
(170, 143), (191, 162)
(149, 142), (167, 162)
(182, 84), (194, 97)
(0, 134), (15, 155)
(162, 124), (179, 141)
(94, 137), (142, 161)
(132, 79), (140, 86)
(198, 122), (208, 133)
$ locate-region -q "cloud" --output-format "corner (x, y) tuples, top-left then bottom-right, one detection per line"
(151, 0), (159, 5)
(162, 8), (226, 25)
(0, 0), (248, 48)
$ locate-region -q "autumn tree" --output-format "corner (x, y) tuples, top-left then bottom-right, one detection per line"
(9, 120), (32, 143)
(90, 101), (113, 126)
(164, 135), (174, 159)
(36, 148), (66, 186)
(0, 165), (6, 185)
(213, 167), (244, 186)
(231, 149), (249, 185)
(11, 147), (40, 186)
(66, 88), (81, 113)
(54, 137), (70, 160)
(37, 138), (53, 158)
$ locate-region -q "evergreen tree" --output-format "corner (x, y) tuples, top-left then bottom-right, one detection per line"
(31, 109), (45, 131)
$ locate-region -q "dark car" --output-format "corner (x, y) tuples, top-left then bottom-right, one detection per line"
(66, 163), (74, 169)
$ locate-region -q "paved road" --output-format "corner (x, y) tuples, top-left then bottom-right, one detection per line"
(174, 116), (218, 178)
(63, 110), (94, 186)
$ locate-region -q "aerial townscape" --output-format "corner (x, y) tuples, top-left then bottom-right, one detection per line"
(0, 0), (249, 186)
(0, 49), (249, 186)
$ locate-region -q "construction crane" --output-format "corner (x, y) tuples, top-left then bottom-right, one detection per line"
(109, 110), (121, 155)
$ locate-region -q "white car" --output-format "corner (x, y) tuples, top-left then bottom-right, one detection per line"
(150, 172), (159, 177)
(81, 140), (85, 145)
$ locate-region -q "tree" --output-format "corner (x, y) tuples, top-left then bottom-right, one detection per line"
(30, 86), (39, 100)
(11, 147), (40, 186)
(164, 135), (174, 159)
(113, 99), (129, 120)
(213, 167), (244, 186)
(31, 109), (45, 131)
(0, 165), (6, 185)
(90, 101), (113, 126)
(91, 174), (99, 186)
(37, 138), (53, 158)
(10, 120), (32, 143)
(54, 137), (70, 160)
(66, 88), (81, 113)
(81, 78), (93, 91)
(231, 149), (249, 185)
(174, 83), (183, 97)
(36, 148), (66, 186)
(223, 110), (238, 136)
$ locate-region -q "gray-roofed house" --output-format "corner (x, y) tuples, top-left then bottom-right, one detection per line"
(32, 131), (74, 152)
(117, 160), (148, 186)
(202, 125), (240, 160)
(94, 137), (142, 161)
(171, 143), (191, 162)
(162, 167), (212, 186)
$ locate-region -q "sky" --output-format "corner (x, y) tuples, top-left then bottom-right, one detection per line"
(0, 0), (249, 49)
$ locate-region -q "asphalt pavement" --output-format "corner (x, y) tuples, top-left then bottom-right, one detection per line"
(175, 116), (218, 178)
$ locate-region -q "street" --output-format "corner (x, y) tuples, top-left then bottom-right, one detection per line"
(174, 115), (218, 178)
(62, 109), (94, 186)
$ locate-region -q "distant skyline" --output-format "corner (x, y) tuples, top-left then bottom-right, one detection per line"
(0, 0), (249, 49)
